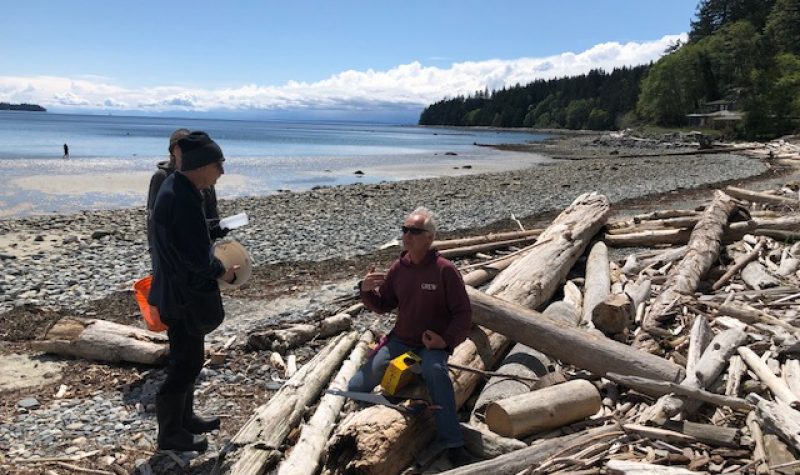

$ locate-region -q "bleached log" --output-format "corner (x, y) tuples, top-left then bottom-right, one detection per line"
(467, 287), (685, 382)
(746, 411), (770, 475)
(485, 380), (601, 438)
(432, 228), (542, 251)
(738, 346), (800, 408)
(606, 460), (704, 474)
(461, 252), (521, 287)
(247, 313), (352, 352)
(662, 420), (739, 446)
(784, 359), (800, 399)
(748, 393), (800, 453)
(439, 237), (539, 259)
(32, 317), (168, 365)
(726, 185), (799, 205)
(640, 190), (739, 336)
(227, 332), (359, 475)
(741, 261), (781, 290)
(607, 216), (702, 235)
(582, 241), (610, 329)
(592, 279), (650, 335)
(276, 331), (374, 475)
(714, 301), (800, 335)
(322, 193), (612, 475)
(685, 314), (713, 386)
(437, 423), (622, 475)
(624, 246), (687, 274)
(605, 373), (751, 411)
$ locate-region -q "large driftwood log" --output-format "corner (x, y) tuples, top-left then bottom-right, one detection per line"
(439, 237), (538, 259)
(581, 241), (610, 329)
(432, 228), (542, 251)
(726, 185), (799, 205)
(748, 393), (800, 453)
(606, 373), (751, 411)
(322, 193), (611, 475)
(436, 423), (622, 475)
(640, 190), (739, 337)
(606, 460), (704, 474)
(275, 331), (374, 475)
(485, 192), (611, 309)
(485, 379), (601, 438)
(32, 317), (168, 365)
(226, 332), (359, 475)
(247, 313), (352, 352)
(467, 287), (684, 382)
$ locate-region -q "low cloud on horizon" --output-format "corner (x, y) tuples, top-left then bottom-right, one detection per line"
(1, 34), (685, 118)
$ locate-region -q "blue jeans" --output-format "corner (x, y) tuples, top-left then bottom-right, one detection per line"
(348, 336), (463, 448)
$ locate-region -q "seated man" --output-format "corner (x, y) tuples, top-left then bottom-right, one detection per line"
(348, 207), (473, 466)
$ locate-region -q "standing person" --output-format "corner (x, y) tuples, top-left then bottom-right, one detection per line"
(146, 129), (226, 266)
(63, 143), (69, 159)
(148, 131), (238, 452)
(348, 207), (474, 467)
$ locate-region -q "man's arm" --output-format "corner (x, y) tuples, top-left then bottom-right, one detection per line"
(440, 265), (472, 349)
(360, 265), (398, 314)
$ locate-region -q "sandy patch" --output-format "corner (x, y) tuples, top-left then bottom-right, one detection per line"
(0, 232), (64, 258)
(0, 353), (63, 391)
(8, 172), (252, 195)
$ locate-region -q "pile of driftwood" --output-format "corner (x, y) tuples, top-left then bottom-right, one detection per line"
(32, 183), (799, 474)
(211, 183), (799, 475)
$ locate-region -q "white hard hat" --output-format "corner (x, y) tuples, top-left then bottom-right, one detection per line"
(214, 240), (253, 290)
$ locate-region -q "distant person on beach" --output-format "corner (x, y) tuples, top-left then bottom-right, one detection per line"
(348, 207), (474, 467)
(63, 143), (69, 159)
(148, 131), (238, 452)
(146, 129), (227, 266)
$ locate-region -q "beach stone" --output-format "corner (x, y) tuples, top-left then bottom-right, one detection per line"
(18, 397), (40, 409)
(91, 230), (114, 239)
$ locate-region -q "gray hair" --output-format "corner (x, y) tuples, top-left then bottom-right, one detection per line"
(409, 206), (437, 235)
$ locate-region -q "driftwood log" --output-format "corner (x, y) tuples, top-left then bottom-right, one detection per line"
(225, 332), (360, 475)
(247, 313), (352, 352)
(581, 241), (610, 329)
(32, 317), (168, 365)
(275, 331), (374, 475)
(484, 379), (601, 438)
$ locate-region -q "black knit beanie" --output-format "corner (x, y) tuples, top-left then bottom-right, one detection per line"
(179, 131), (225, 171)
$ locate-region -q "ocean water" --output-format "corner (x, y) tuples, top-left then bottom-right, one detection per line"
(0, 112), (550, 216)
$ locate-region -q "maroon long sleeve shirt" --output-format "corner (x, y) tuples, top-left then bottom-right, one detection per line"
(361, 249), (472, 350)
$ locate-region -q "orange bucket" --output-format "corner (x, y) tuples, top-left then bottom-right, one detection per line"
(133, 276), (168, 332)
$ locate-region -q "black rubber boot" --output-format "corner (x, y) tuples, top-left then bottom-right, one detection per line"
(183, 389), (220, 434)
(156, 393), (208, 452)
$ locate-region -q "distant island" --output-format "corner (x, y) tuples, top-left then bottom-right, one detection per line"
(0, 102), (46, 112)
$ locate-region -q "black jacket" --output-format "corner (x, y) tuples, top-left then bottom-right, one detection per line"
(148, 172), (226, 336)
(146, 161), (222, 257)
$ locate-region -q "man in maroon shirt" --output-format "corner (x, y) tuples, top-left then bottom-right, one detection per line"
(348, 207), (473, 466)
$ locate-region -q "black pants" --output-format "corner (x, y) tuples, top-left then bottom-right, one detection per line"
(159, 319), (205, 396)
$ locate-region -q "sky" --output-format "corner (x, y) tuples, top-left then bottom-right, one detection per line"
(1, 0), (700, 123)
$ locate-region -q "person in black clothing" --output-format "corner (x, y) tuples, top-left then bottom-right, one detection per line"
(146, 129), (226, 267)
(63, 143), (69, 159)
(148, 131), (238, 452)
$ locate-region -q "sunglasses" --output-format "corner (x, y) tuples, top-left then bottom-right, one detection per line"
(401, 226), (427, 235)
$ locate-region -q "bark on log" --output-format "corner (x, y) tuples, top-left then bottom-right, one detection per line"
(436, 423), (622, 475)
(247, 313), (352, 352)
(32, 317), (168, 365)
(322, 193), (612, 475)
(748, 393), (800, 453)
(485, 380), (601, 438)
(467, 287), (684, 383)
(226, 332), (359, 475)
(276, 331), (374, 475)
(641, 190), (739, 336)
(582, 241), (610, 329)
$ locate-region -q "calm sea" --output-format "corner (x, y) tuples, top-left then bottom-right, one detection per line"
(0, 112), (550, 216)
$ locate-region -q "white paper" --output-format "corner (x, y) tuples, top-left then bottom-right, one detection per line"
(219, 212), (249, 230)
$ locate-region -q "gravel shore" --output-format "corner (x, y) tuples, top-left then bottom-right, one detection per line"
(0, 152), (768, 316)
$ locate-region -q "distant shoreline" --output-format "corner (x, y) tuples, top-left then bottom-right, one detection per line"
(0, 102), (46, 112)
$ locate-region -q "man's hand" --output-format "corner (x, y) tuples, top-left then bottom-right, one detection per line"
(361, 266), (386, 293)
(221, 265), (241, 284)
(422, 330), (446, 350)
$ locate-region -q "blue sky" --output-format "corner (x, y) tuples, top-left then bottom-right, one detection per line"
(1, 1), (700, 121)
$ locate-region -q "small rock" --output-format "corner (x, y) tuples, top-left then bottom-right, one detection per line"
(91, 230), (114, 239)
(18, 397), (40, 409)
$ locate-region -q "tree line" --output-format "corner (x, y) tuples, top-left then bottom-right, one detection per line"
(420, 0), (800, 138)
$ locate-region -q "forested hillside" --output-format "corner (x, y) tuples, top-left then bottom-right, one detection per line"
(419, 0), (800, 138)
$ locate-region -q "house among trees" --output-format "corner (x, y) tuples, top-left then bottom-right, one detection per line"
(686, 99), (744, 129)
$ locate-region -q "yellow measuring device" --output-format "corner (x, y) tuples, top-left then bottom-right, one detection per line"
(380, 351), (422, 395)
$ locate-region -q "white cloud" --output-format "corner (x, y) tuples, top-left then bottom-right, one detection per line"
(0, 34), (685, 113)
